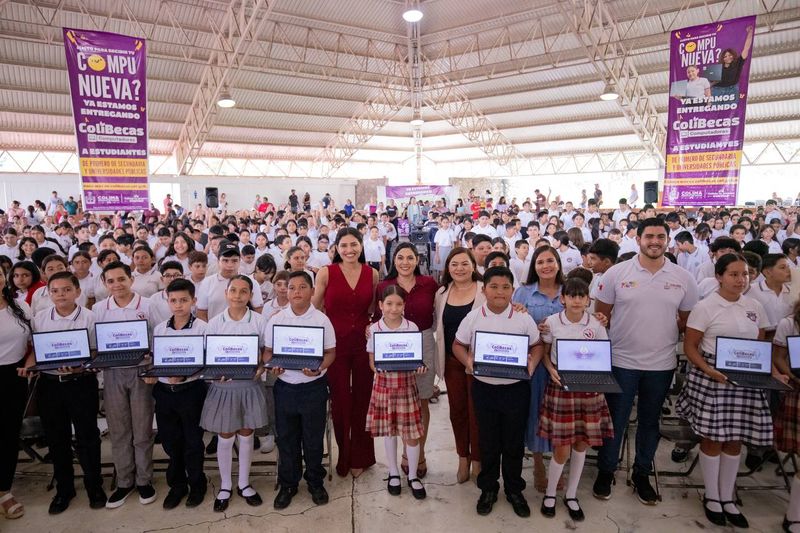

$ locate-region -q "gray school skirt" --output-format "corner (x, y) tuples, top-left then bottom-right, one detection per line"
(416, 328), (436, 400)
(201, 380), (268, 434)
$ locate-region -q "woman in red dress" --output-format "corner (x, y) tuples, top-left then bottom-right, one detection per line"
(313, 227), (379, 477)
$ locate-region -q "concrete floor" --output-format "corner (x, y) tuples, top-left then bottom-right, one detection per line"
(5, 394), (792, 533)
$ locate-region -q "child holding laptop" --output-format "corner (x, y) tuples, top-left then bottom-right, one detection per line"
(263, 271), (336, 510)
(142, 278), (208, 510)
(366, 285), (427, 499)
(452, 266), (541, 518)
(535, 277), (612, 521)
(91, 261), (155, 509)
(201, 275), (267, 512)
(26, 272), (105, 514)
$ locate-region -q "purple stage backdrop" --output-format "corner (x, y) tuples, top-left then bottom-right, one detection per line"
(663, 16), (755, 206)
(384, 185), (449, 199)
(63, 28), (149, 212)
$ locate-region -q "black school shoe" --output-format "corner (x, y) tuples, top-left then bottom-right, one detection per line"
(631, 472), (658, 505)
(106, 485), (135, 509)
(592, 471), (615, 500)
(137, 484), (157, 505)
(721, 501), (749, 529)
(88, 486), (107, 509)
(309, 485), (329, 505)
(186, 487), (206, 508)
(48, 491), (75, 515)
(236, 485), (263, 507)
(162, 487), (188, 510)
(476, 490), (497, 515)
(540, 495), (556, 518)
(407, 478), (426, 500)
(506, 492), (530, 518)
(564, 497), (585, 521)
(273, 486), (298, 510)
(386, 475), (401, 496)
(213, 489), (231, 513)
(702, 496), (726, 527)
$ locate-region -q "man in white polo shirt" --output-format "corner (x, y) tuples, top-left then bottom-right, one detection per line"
(196, 241), (264, 321)
(593, 218), (699, 505)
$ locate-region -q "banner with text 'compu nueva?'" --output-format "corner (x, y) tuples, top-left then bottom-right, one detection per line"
(663, 16), (755, 206)
(63, 28), (149, 211)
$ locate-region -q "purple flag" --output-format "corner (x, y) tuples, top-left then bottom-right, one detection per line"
(63, 28), (149, 212)
(663, 16), (756, 206)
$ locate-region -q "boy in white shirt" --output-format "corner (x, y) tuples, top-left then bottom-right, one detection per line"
(452, 266), (541, 518)
(149, 261), (184, 327)
(0, 227), (19, 260)
(674, 231), (710, 279)
(196, 241), (264, 321)
(25, 272), (105, 513)
(364, 226), (386, 275)
(92, 261), (156, 509)
(264, 271), (336, 510)
(510, 240), (531, 285)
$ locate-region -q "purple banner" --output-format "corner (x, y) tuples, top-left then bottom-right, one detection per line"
(384, 185), (448, 199)
(63, 28), (149, 212)
(663, 16), (755, 206)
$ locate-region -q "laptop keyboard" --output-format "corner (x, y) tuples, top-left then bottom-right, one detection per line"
(561, 373), (617, 385)
(376, 361), (422, 372)
(475, 365), (529, 380)
(202, 366), (256, 379)
(272, 356), (320, 369)
(100, 351), (146, 362)
(149, 367), (199, 377)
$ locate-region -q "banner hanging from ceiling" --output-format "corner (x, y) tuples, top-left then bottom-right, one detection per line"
(63, 27), (149, 212)
(662, 15), (755, 206)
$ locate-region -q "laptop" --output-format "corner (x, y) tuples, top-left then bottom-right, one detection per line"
(200, 334), (259, 380)
(266, 325), (324, 371)
(30, 328), (91, 372)
(140, 335), (205, 378)
(472, 330), (530, 381)
(373, 331), (424, 372)
(785, 335), (800, 379)
(85, 319), (150, 369)
(704, 63), (722, 82)
(714, 336), (791, 391)
(556, 339), (621, 393)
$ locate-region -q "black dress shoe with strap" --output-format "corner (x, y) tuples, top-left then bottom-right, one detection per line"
(407, 478), (426, 500)
(702, 496), (725, 526)
(540, 495), (556, 518)
(386, 475), (401, 496)
(237, 485), (262, 507)
(721, 501), (749, 529)
(213, 489), (231, 513)
(564, 497), (585, 521)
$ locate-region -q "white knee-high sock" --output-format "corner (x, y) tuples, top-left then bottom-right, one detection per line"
(217, 435), (235, 497)
(384, 437), (400, 484)
(719, 452), (741, 513)
(237, 434), (255, 497)
(565, 449), (586, 500)
(699, 451), (721, 512)
(546, 456), (565, 499)
(407, 443), (421, 481)
(788, 475), (800, 523)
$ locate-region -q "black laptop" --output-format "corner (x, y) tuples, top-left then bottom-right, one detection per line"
(200, 334), (260, 380)
(85, 319), (150, 369)
(373, 331), (424, 372)
(30, 328), (91, 372)
(266, 325), (324, 371)
(140, 335), (204, 378)
(471, 330), (531, 381)
(715, 336), (791, 391)
(556, 339), (621, 393)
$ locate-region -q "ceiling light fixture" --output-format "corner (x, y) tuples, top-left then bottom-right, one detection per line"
(599, 82), (619, 101)
(402, 9), (423, 22)
(216, 88), (236, 108)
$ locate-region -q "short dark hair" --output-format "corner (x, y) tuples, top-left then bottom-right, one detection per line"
(742, 239), (769, 257)
(710, 236), (740, 253)
(588, 238), (619, 263)
(288, 270), (313, 287)
(101, 261), (131, 280)
(674, 231), (694, 245)
(482, 266), (514, 285)
(484, 251), (509, 269)
(762, 253), (788, 271)
(472, 234), (492, 247)
(47, 271), (79, 289)
(562, 277), (590, 298)
(166, 278), (195, 298)
(636, 217), (669, 237)
(159, 260), (184, 275)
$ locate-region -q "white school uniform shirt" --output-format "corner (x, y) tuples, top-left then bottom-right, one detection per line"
(92, 293), (151, 324)
(596, 255), (698, 371)
(747, 280), (792, 331)
(264, 305), (336, 385)
(687, 291), (768, 355)
(695, 260), (716, 283)
(33, 306), (97, 375)
(262, 297), (289, 320)
(270, 248), (286, 272)
(560, 211), (576, 229)
(205, 308), (266, 347)
(697, 277), (720, 300)
(76, 273), (95, 300)
(773, 315), (799, 348)
(762, 239), (782, 254)
(93, 275), (109, 303)
(239, 260), (256, 276)
(132, 267), (161, 298)
(510, 257), (530, 286)
(557, 247), (582, 275)
(541, 311), (608, 364)
(518, 210), (535, 228)
(307, 250), (331, 270)
(612, 208), (631, 227)
(30, 284), (88, 316)
(152, 315), (207, 384)
(148, 290), (172, 327)
(472, 224), (498, 239)
(455, 303), (539, 386)
(434, 227), (455, 248)
(677, 247), (710, 279)
(363, 238), (385, 263)
(196, 273), (264, 320)
(0, 244), (18, 260)
(618, 235), (639, 255)
(162, 255), (190, 274)
(0, 301), (32, 365)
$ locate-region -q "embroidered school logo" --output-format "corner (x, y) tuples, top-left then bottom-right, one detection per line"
(582, 328), (595, 339)
(663, 282), (682, 290)
(746, 311), (757, 322)
(620, 281), (638, 289)
(136, 312), (146, 320)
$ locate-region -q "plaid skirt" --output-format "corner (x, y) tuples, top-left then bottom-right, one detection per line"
(537, 381), (614, 447)
(775, 390), (800, 453)
(366, 371), (423, 440)
(676, 357), (773, 447)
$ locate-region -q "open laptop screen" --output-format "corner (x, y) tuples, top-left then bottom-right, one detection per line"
(206, 335), (259, 366)
(153, 336), (204, 366)
(787, 336), (800, 369)
(33, 329), (90, 363)
(473, 331), (528, 367)
(95, 320), (149, 352)
(556, 339), (612, 372)
(715, 337), (772, 374)
(273, 325), (324, 358)
(373, 331), (422, 363)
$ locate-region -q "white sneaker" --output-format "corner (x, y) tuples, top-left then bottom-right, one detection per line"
(260, 434), (275, 454)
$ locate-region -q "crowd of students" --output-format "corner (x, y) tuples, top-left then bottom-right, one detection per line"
(0, 189), (798, 532)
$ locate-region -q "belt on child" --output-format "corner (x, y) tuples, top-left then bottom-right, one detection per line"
(155, 379), (202, 393)
(40, 371), (94, 383)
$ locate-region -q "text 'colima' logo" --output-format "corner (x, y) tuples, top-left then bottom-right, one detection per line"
(222, 345), (246, 355)
(388, 341), (411, 350)
(50, 341), (74, 350)
(490, 343), (515, 353)
(729, 348), (757, 360)
(167, 346), (190, 355)
(288, 336), (310, 345)
(111, 330), (135, 340)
